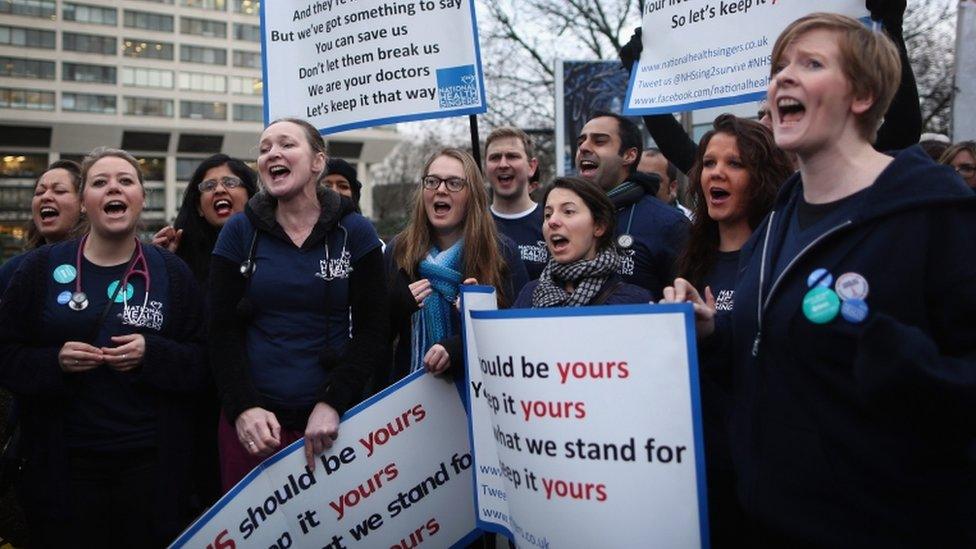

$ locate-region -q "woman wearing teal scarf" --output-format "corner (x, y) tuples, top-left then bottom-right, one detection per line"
(381, 149), (528, 386)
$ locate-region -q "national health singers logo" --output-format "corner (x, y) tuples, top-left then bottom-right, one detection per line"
(436, 65), (480, 109)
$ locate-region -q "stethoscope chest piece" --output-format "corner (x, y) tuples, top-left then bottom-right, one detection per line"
(68, 291), (89, 311)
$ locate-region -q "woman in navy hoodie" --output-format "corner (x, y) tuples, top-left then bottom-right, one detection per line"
(514, 176), (649, 307)
(666, 13), (976, 546)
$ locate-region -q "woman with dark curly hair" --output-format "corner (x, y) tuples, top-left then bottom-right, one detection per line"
(673, 113), (792, 547)
(676, 114), (793, 313)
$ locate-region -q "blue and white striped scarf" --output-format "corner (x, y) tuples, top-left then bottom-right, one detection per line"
(410, 240), (464, 372)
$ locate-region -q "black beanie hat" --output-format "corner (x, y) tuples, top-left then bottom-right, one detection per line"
(325, 158), (362, 203)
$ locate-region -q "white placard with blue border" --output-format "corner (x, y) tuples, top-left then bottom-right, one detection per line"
(260, 0), (487, 134)
(467, 303), (709, 548)
(169, 370), (479, 549)
(623, 0), (867, 115)
(458, 286), (513, 538)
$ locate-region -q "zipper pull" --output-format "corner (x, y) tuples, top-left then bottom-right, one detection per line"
(752, 331), (762, 357)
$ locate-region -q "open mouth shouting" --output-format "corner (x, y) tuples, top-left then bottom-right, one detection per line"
(777, 97), (806, 126)
(212, 198), (233, 218)
(431, 199), (452, 217)
(577, 157), (599, 180)
(38, 205), (60, 224)
(548, 233), (570, 255)
(708, 186), (731, 206)
(267, 164), (290, 183)
(103, 200), (128, 219)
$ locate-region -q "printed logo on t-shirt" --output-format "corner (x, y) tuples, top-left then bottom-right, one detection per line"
(617, 249), (635, 276)
(520, 241), (549, 265)
(122, 300), (164, 331)
(714, 289), (734, 312)
(315, 250), (353, 281)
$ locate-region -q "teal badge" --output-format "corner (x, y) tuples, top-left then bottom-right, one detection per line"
(52, 264), (77, 284)
(802, 286), (840, 324)
(107, 280), (134, 303)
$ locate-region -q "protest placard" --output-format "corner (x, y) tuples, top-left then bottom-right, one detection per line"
(623, 0), (867, 115)
(466, 304), (708, 548)
(261, 0), (487, 134)
(169, 371), (478, 549)
(458, 286), (510, 535)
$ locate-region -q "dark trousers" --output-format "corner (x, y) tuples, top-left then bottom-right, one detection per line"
(27, 448), (166, 549)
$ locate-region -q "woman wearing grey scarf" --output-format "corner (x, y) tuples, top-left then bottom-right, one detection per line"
(514, 177), (651, 308)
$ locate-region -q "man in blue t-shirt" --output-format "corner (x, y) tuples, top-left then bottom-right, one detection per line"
(576, 111), (688, 299)
(486, 127), (548, 280)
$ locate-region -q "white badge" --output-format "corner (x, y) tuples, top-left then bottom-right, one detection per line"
(835, 272), (869, 301)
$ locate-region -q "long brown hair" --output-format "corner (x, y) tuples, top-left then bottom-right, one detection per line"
(394, 148), (511, 306)
(676, 114), (792, 288)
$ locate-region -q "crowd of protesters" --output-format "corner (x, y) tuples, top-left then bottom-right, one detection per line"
(0, 5), (974, 548)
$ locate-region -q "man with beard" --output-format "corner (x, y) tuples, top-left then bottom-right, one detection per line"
(576, 111), (688, 298)
(487, 127), (548, 279)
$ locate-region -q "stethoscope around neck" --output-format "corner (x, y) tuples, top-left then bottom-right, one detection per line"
(238, 222), (350, 279)
(69, 233), (151, 325)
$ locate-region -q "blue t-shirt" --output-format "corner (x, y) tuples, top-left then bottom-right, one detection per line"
(703, 250), (740, 314)
(213, 212), (381, 409)
(491, 203), (548, 280)
(615, 194), (689, 299)
(43, 240), (170, 451)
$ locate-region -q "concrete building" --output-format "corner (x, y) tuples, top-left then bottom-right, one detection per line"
(0, 0), (401, 256)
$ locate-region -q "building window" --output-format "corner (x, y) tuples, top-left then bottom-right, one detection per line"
(180, 45), (226, 65)
(233, 22), (260, 42)
(181, 16), (226, 38)
(232, 104), (262, 122)
(123, 10), (174, 32)
(231, 0), (258, 15)
(144, 186), (165, 210)
(122, 38), (174, 60)
(179, 71), (226, 93)
(135, 156), (165, 181)
(62, 92), (116, 114)
(0, 0), (56, 19)
(180, 0), (225, 11)
(229, 75), (262, 96)
(0, 153), (47, 178)
(63, 62), (116, 84)
(180, 100), (225, 120)
(232, 50), (260, 69)
(132, 0), (173, 4)
(0, 25), (56, 49)
(63, 3), (117, 25)
(62, 32), (116, 55)
(0, 87), (55, 110)
(121, 66), (173, 88)
(123, 96), (173, 117)
(0, 56), (55, 79)
(176, 158), (203, 180)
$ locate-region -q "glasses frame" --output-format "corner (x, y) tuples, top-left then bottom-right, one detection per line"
(198, 176), (244, 193)
(421, 175), (467, 193)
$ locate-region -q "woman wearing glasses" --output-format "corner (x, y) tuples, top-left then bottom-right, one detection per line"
(383, 148), (528, 385)
(150, 154), (258, 509)
(152, 154), (258, 284)
(0, 147), (207, 546)
(939, 141), (976, 189)
(209, 118), (387, 490)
